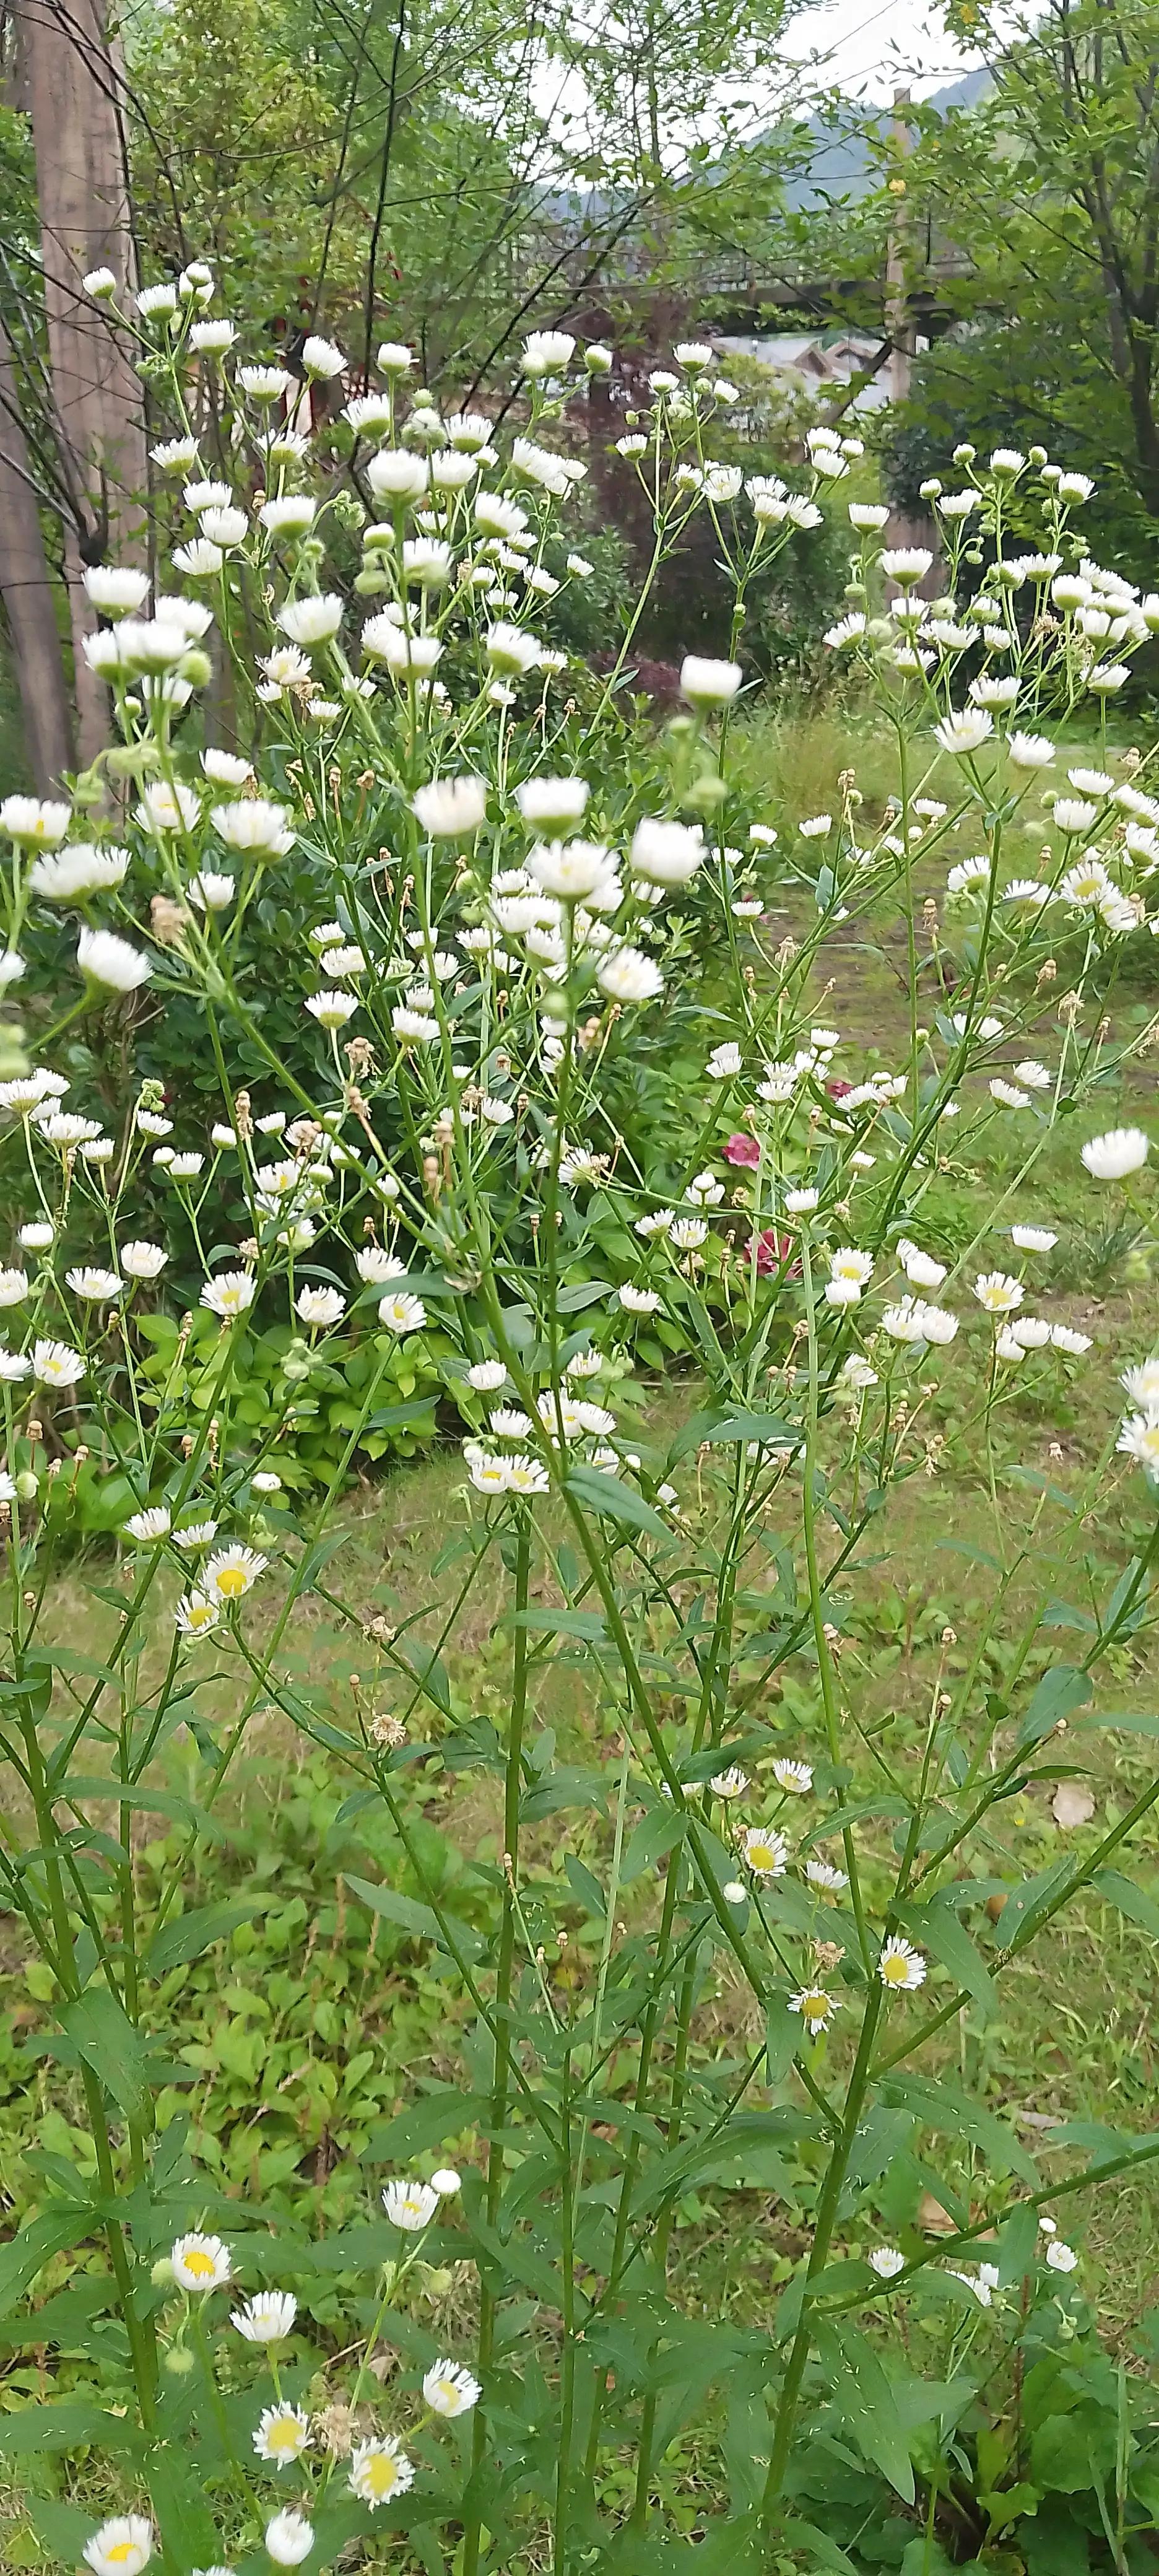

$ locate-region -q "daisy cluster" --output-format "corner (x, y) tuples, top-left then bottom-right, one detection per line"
(82, 2174), (474, 2574)
(710, 1754), (927, 2027)
(866, 2211), (1080, 2310)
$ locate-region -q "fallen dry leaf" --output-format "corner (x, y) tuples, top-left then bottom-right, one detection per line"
(917, 2191), (958, 2236)
(1051, 1780), (1095, 1829)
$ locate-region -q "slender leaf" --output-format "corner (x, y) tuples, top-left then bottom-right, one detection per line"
(345, 1873), (484, 1962)
(565, 1465), (675, 1546)
(146, 1895), (268, 1973)
(815, 2318), (915, 2502)
(59, 1990), (155, 2132)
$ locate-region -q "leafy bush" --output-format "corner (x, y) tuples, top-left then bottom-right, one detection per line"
(2, 289), (1159, 2576)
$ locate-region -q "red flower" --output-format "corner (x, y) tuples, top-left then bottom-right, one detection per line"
(827, 1077), (853, 1100)
(747, 1227), (801, 1280)
(723, 1131), (761, 1168)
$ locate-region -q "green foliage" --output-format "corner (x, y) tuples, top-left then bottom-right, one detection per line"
(6, 308), (1159, 2576)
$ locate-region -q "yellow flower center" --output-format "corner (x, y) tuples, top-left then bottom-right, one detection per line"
(182, 2247), (217, 2277)
(106, 2548), (136, 2566)
(364, 2455), (401, 2497)
(214, 1567), (248, 1599)
(187, 1603), (216, 1630)
(268, 2417), (303, 2453)
(801, 1991), (829, 2022)
(882, 1955), (909, 1983)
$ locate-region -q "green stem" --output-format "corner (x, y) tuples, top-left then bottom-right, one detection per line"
(758, 1983), (885, 2541)
(462, 1508), (532, 2576)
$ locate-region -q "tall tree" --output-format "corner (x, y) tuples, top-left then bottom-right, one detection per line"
(898, 0), (1159, 521)
(0, 318), (73, 786)
(14, 0), (148, 760)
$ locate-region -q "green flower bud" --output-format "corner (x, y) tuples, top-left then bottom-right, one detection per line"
(684, 772), (727, 814)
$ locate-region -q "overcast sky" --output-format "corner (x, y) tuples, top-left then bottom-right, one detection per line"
(783, 0), (987, 99)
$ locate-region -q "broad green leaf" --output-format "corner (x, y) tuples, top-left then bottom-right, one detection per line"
(897, 1897), (998, 2017)
(37, 1645), (123, 1687)
(564, 1853), (606, 1917)
(701, 1409), (797, 1448)
(765, 1991), (803, 2083)
(507, 1606), (609, 1641)
(0, 2400), (139, 2455)
(995, 1858), (1078, 1951)
(364, 1399), (439, 1434)
(780, 2519), (859, 2576)
(668, 1406), (794, 1466)
(556, 1278), (612, 1310)
(880, 2073), (1038, 2185)
(637, 2110), (809, 2208)
(295, 1528), (351, 1594)
(1015, 1664), (1092, 1752)
(59, 1989), (155, 2132)
(60, 1778), (227, 1838)
(359, 2091), (490, 2169)
(22, 2498), (104, 2569)
(798, 1794), (909, 1851)
(1092, 1866), (1159, 1941)
(146, 2442), (222, 2565)
(146, 1895), (269, 1973)
(565, 1464), (675, 1546)
(345, 1873), (484, 1962)
(1076, 1709), (1159, 1737)
(815, 2318), (915, 2502)
(521, 1764), (608, 1819)
(0, 2206), (94, 2319)
(621, 1803), (686, 1882)
(996, 2199), (1039, 2286)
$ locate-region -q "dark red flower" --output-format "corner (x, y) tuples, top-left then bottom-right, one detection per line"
(747, 1227), (801, 1281)
(723, 1131), (761, 1168)
(827, 1077), (853, 1100)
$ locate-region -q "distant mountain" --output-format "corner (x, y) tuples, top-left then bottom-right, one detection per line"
(780, 66), (990, 209)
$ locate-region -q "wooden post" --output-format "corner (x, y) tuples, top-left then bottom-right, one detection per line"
(15, 0), (149, 762)
(0, 322), (74, 788)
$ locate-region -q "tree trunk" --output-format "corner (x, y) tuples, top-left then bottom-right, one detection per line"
(16, 0), (149, 761)
(0, 323), (74, 788)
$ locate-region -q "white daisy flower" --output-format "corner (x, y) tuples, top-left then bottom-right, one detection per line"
(254, 2404), (312, 2467)
(742, 1825), (788, 1879)
(423, 2358), (481, 2416)
(788, 1985), (840, 2033)
(82, 2517), (154, 2576)
(175, 1592), (220, 1638)
(382, 2177), (440, 2230)
(171, 2231), (232, 2291)
(1081, 1126), (1148, 1179)
(201, 1271), (255, 1320)
(973, 1271), (1024, 1315)
(202, 1544), (267, 1604)
(805, 1858), (849, 1892)
(877, 1936), (926, 1992)
(264, 2509), (315, 2565)
(349, 2437), (415, 2507)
